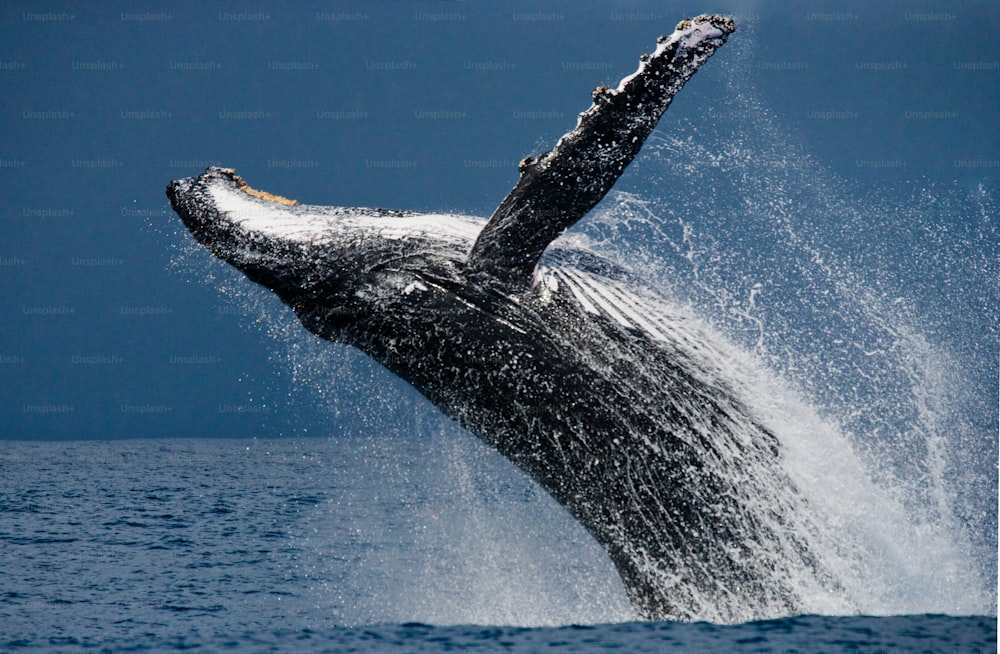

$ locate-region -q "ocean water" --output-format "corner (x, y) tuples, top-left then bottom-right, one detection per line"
(2, 1), (996, 651)
(1, 438), (994, 652)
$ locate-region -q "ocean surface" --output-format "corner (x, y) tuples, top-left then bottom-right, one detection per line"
(1, 438), (994, 652)
(2, 1), (996, 651)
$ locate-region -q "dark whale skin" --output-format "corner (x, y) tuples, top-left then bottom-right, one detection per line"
(168, 16), (839, 621)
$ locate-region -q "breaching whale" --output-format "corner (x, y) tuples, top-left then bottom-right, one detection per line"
(168, 16), (837, 622)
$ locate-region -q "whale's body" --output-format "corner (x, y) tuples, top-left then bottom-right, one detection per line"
(168, 16), (837, 621)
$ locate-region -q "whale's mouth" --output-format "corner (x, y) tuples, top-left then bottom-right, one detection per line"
(167, 167), (327, 304)
(225, 169), (298, 206)
(168, 168), (487, 280)
(167, 166), (296, 206)
(167, 167), (299, 247)
(167, 166), (489, 325)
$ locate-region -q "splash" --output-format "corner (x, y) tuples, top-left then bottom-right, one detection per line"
(168, 17), (995, 624)
(580, 18), (997, 617)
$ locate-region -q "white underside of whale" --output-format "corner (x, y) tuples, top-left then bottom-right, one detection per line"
(209, 184), (485, 248)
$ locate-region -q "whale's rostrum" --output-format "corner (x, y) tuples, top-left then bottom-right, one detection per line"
(167, 15), (843, 622)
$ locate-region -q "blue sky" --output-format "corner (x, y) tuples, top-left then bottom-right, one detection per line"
(2, 0), (997, 442)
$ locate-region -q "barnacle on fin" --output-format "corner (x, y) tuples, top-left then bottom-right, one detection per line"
(676, 14), (736, 34)
(695, 14), (735, 32)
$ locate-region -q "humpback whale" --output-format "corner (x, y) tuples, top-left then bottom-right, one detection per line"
(168, 16), (837, 622)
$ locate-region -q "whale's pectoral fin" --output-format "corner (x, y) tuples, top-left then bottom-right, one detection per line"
(466, 15), (734, 290)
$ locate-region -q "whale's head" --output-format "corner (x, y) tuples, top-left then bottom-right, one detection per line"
(167, 167), (483, 337)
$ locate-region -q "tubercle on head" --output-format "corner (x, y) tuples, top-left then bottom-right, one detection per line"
(221, 167), (299, 206)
